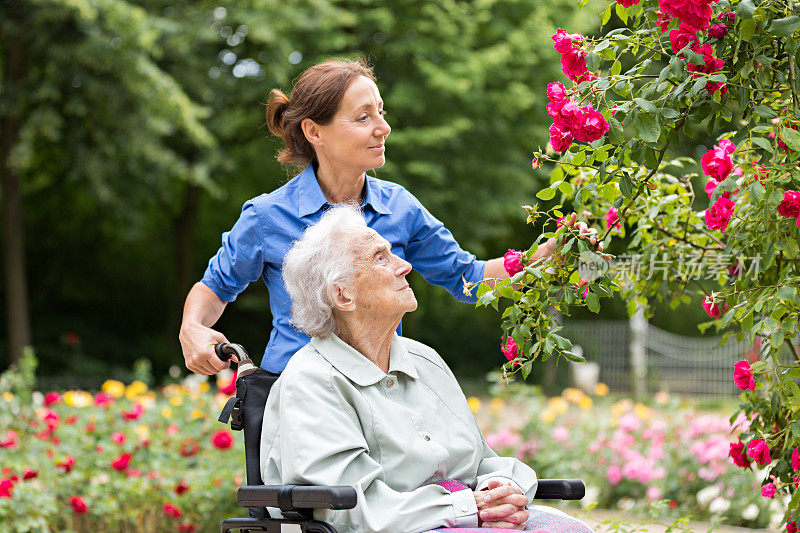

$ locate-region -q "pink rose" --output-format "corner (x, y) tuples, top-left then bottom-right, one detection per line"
(617, 0), (639, 7)
(560, 49), (597, 84)
(669, 24), (698, 55)
(789, 522), (798, 533)
(551, 29), (582, 54)
(546, 82), (567, 103)
(657, 9), (674, 32)
(708, 23), (729, 39)
(549, 123), (574, 152)
(747, 439), (771, 466)
(503, 249), (524, 276)
(761, 482), (776, 499)
(660, 0), (713, 30)
(701, 139), (736, 181)
(688, 43), (726, 94)
(705, 81), (728, 96)
(552, 100), (583, 130)
(730, 439), (751, 468)
(777, 190), (800, 218)
(44, 392), (61, 406)
(705, 178), (719, 199)
(501, 337), (520, 364)
(792, 446), (800, 472)
(705, 196), (735, 231)
(573, 106), (610, 143)
(733, 360), (755, 391)
(702, 295), (728, 318)
(605, 207), (621, 230)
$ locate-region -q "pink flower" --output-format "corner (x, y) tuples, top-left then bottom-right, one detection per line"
(551, 29), (583, 53)
(747, 439), (771, 466)
(606, 465), (623, 484)
(503, 249), (524, 276)
(550, 99), (582, 130)
(733, 360), (755, 391)
(617, 0), (639, 7)
(657, 9), (674, 32)
(111, 432), (126, 445)
(730, 439), (751, 468)
(688, 43), (726, 94)
(701, 140), (736, 181)
(549, 123), (574, 152)
(708, 23), (729, 38)
(659, 0), (713, 31)
(669, 24), (698, 55)
(0, 479), (13, 499)
(212, 430), (234, 450)
(789, 522), (798, 533)
(164, 503), (182, 518)
(56, 455), (75, 473)
(701, 295), (728, 318)
(120, 403), (144, 420)
(761, 482), (776, 499)
(94, 392), (114, 406)
(792, 447), (800, 472)
(705, 196), (735, 231)
(70, 496), (88, 514)
(551, 426), (570, 443)
(111, 452), (132, 471)
(705, 178), (719, 199)
(546, 82), (567, 103)
(219, 370), (237, 396)
(500, 337), (520, 364)
(0, 430), (18, 449)
(777, 190), (800, 219)
(605, 207), (621, 230)
(44, 392), (61, 406)
(560, 49), (596, 83)
(573, 106), (610, 143)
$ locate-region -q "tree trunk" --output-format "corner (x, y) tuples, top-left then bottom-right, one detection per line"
(167, 183), (200, 344)
(1, 8), (31, 367)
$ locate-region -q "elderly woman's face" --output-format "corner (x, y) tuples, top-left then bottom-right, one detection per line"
(349, 229), (416, 317)
(316, 76), (391, 173)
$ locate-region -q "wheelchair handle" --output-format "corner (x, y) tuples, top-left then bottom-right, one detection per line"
(215, 342), (259, 377)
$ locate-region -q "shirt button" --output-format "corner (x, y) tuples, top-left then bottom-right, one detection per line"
(386, 379), (394, 387)
(460, 505), (469, 513)
(423, 434), (431, 441)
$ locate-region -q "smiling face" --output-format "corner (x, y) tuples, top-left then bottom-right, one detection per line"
(347, 228), (416, 319)
(312, 76), (391, 174)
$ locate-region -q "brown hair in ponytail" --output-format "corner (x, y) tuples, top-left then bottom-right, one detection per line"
(265, 58), (376, 170)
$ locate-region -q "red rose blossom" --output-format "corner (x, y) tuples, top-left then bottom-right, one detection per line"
(44, 392), (61, 406)
(669, 24), (698, 55)
(573, 106), (610, 143)
(22, 468), (38, 480)
(761, 482), (776, 499)
(56, 455), (75, 473)
(549, 124), (574, 153)
(164, 503), (182, 518)
(708, 23), (729, 38)
(747, 439), (771, 466)
(0, 479), (13, 499)
(546, 82), (567, 103)
(500, 337), (520, 365)
(701, 139), (736, 181)
(792, 446), (800, 472)
(788, 522), (798, 533)
(179, 523), (197, 533)
(702, 295), (728, 318)
(180, 440), (199, 457)
(503, 249), (524, 276)
(70, 496), (88, 514)
(777, 190), (800, 219)
(730, 439), (751, 468)
(175, 479), (190, 496)
(111, 452), (132, 471)
(617, 0), (639, 7)
(212, 430), (234, 450)
(551, 28), (583, 54)
(733, 360), (755, 391)
(605, 207), (621, 230)
(705, 196), (735, 231)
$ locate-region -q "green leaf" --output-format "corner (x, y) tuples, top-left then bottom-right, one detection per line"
(634, 113), (660, 143)
(586, 292), (600, 313)
(601, 5), (613, 26)
(781, 127), (800, 151)
(563, 351), (586, 363)
(635, 98), (657, 114)
(660, 107), (679, 119)
(611, 60), (622, 76)
(778, 286), (797, 300)
(740, 18), (756, 40)
(536, 188), (556, 201)
(754, 105), (778, 119)
(558, 181), (574, 196)
(738, 0), (755, 19)
(768, 16), (800, 36)
(793, 421), (800, 438)
(751, 136), (774, 152)
(585, 53), (600, 72)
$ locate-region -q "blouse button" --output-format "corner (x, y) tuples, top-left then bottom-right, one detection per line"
(423, 434), (431, 441)
(386, 379), (394, 387)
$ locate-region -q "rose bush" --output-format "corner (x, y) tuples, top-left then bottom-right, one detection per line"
(467, 0), (800, 526)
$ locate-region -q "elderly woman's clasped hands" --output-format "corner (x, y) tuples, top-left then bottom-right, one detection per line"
(475, 480), (530, 529)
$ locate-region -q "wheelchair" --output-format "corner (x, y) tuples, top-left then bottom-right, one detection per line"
(215, 342), (586, 533)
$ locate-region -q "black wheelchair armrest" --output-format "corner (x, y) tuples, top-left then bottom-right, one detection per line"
(238, 485), (358, 511)
(533, 479), (585, 500)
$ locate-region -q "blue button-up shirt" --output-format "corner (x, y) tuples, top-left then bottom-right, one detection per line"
(201, 164), (486, 372)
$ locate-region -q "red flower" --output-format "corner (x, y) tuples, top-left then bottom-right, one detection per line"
(56, 455), (75, 473)
(180, 440), (199, 457)
(549, 124), (574, 153)
(503, 249), (524, 276)
(167, 424), (180, 435)
(605, 207), (621, 230)
(70, 496), (88, 514)
(0, 430), (18, 449)
(164, 503), (182, 518)
(701, 295), (728, 318)
(573, 106), (609, 143)
(668, 499), (678, 509)
(23, 468), (38, 480)
(669, 23), (697, 55)
(44, 392), (61, 406)
(120, 403), (144, 420)
(792, 446), (800, 472)
(560, 49), (596, 84)
(700, 139), (736, 181)
(708, 23), (729, 39)
(94, 392), (114, 406)
(175, 479), (190, 496)
(777, 190), (800, 219)
(747, 439), (771, 466)
(617, 0), (639, 7)
(788, 522), (798, 533)
(65, 332), (81, 346)
(0, 479), (14, 499)
(761, 482), (776, 499)
(65, 415), (77, 425)
(659, 0), (713, 31)
(43, 409), (60, 431)
(730, 440), (751, 468)
(501, 337), (520, 365)
(552, 28), (583, 54)
(657, 9), (674, 32)
(546, 82), (567, 103)
(705, 196), (735, 231)
(111, 452), (132, 472)
(179, 523), (197, 533)
(733, 360), (755, 391)
(219, 369), (237, 395)
(111, 432), (126, 445)
(212, 430), (234, 450)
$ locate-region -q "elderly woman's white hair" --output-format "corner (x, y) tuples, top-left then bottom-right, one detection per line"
(282, 204), (367, 337)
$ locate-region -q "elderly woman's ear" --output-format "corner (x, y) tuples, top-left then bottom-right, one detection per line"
(301, 118), (323, 147)
(329, 282), (356, 312)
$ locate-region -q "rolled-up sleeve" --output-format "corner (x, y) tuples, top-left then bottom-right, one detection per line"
(474, 440), (538, 502)
(276, 372), (479, 533)
(403, 194), (486, 304)
(200, 202), (265, 303)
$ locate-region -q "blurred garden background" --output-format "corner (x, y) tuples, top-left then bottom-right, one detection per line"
(1, 0), (791, 530)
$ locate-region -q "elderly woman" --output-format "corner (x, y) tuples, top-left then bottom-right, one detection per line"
(179, 58), (598, 376)
(260, 205), (593, 533)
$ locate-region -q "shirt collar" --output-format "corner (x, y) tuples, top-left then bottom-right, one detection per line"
(296, 164), (392, 218)
(310, 333), (418, 386)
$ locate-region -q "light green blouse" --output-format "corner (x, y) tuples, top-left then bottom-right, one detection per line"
(260, 334), (538, 533)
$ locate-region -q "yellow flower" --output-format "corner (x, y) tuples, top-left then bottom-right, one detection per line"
(169, 395), (183, 407)
(101, 380), (126, 399)
(578, 396), (593, 411)
(162, 384), (184, 397)
(2, 392), (13, 402)
(594, 383), (610, 397)
(125, 380), (148, 400)
(633, 403), (652, 420)
(64, 390), (93, 407)
(136, 424), (150, 437)
(562, 387), (585, 404)
(489, 398), (505, 412)
(199, 382), (210, 394)
(548, 397), (569, 415)
(190, 409), (204, 420)
(540, 409), (556, 424)
(611, 399), (633, 418)
(467, 397), (482, 413)
(160, 407), (173, 419)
